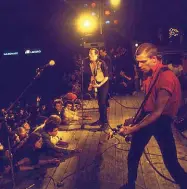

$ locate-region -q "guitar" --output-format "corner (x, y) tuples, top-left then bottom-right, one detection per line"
(108, 117), (134, 143)
(112, 47), (127, 59)
(88, 76), (97, 97)
(108, 113), (146, 142)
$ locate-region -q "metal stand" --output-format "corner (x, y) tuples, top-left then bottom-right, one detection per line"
(2, 68), (45, 189)
(80, 57), (85, 129)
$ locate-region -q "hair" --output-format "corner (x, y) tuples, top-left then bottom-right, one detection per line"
(99, 47), (107, 52)
(25, 133), (41, 149)
(44, 122), (59, 133)
(54, 99), (63, 106)
(22, 122), (30, 128)
(89, 48), (99, 55)
(64, 100), (73, 107)
(0, 143), (4, 151)
(16, 127), (26, 135)
(135, 43), (158, 58)
(45, 115), (61, 125)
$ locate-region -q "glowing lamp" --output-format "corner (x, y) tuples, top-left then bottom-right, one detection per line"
(114, 20), (119, 24)
(91, 2), (96, 8)
(105, 10), (111, 16)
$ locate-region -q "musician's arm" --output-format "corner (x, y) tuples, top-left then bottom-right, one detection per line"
(123, 74), (131, 80)
(98, 77), (109, 87)
(134, 89), (171, 131)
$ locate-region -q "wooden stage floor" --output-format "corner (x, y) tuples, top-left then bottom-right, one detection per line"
(1, 93), (187, 189)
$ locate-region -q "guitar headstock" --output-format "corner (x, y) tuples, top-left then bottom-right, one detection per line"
(113, 47), (127, 59)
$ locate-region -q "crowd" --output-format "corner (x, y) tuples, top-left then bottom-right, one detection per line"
(0, 96), (83, 178)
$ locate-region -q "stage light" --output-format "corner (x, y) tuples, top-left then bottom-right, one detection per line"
(135, 43), (139, 47)
(105, 20), (110, 24)
(104, 10), (111, 16)
(83, 4), (88, 8)
(114, 19), (119, 24)
(110, 0), (121, 8)
(77, 14), (98, 33)
(91, 12), (96, 16)
(84, 20), (91, 27)
(91, 2), (96, 8)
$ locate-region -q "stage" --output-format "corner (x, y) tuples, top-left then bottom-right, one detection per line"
(1, 93), (187, 189)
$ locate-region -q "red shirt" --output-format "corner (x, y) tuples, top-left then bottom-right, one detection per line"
(143, 63), (181, 118)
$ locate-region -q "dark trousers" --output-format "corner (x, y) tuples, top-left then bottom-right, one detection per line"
(128, 115), (187, 185)
(97, 81), (109, 123)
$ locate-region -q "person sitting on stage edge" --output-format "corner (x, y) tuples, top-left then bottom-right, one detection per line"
(52, 99), (64, 122)
(63, 101), (79, 124)
(0, 143), (10, 178)
(40, 122), (81, 158)
(13, 133), (60, 172)
(34, 115), (68, 147)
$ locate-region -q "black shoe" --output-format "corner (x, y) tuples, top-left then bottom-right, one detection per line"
(90, 120), (102, 126)
(119, 183), (135, 189)
(98, 122), (109, 131)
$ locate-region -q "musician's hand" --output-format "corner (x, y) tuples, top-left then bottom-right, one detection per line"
(93, 83), (100, 88)
(124, 117), (134, 125)
(88, 84), (93, 91)
(122, 82), (127, 87)
(36, 96), (41, 102)
(119, 125), (139, 135)
(48, 158), (60, 165)
(108, 129), (114, 139)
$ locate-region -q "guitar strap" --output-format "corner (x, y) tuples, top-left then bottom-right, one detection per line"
(133, 67), (169, 124)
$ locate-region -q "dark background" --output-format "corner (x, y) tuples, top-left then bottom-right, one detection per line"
(0, 0), (187, 108)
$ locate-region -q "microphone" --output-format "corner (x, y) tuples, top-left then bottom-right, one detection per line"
(41, 60), (55, 68)
(37, 60), (55, 71)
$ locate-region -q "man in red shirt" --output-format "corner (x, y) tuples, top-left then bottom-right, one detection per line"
(119, 43), (187, 189)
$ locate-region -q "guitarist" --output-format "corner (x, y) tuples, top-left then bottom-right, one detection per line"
(88, 48), (109, 130)
(118, 43), (187, 189)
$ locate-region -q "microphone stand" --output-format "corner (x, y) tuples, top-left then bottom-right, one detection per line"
(2, 68), (45, 189)
(80, 57), (85, 129)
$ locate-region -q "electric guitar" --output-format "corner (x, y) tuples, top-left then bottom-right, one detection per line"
(108, 117), (134, 143)
(108, 113), (146, 142)
(88, 76), (97, 97)
(113, 48), (127, 59)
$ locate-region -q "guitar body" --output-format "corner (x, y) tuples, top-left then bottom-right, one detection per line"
(109, 111), (147, 142)
(88, 76), (97, 97)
